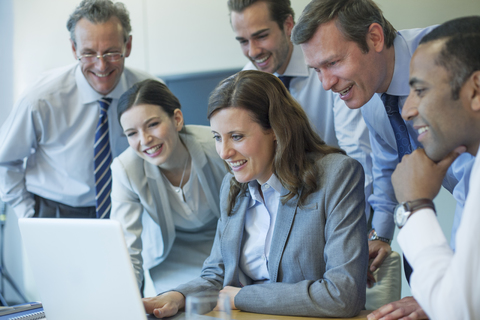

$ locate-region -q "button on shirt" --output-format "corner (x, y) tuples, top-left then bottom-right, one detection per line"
(239, 174), (282, 283)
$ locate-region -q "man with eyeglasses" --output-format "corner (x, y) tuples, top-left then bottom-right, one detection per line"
(0, 0), (155, 219)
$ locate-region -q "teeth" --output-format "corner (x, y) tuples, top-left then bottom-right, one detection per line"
(418, 127), (429, 134)
(94, 72), (111, 77)
(255, 55), (270, 63)
(339, 85), (353, 96)
(145, 145), (162, 154)
(229, 160), (247, 168)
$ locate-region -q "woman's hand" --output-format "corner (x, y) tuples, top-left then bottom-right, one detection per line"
(142, 291), (185, 318)
(219, 286), (241, 310)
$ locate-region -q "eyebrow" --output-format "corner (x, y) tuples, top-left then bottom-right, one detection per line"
(235, 28), (269, 41)
(409, 77), (427, 87)
(306, 54), (339, 69)
(123, 116), (160, 132)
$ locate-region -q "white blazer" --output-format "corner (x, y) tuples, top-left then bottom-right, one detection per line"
(110, 125), (226, 287)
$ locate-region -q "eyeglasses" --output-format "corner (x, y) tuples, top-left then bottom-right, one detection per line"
(77, 52), (124, 64)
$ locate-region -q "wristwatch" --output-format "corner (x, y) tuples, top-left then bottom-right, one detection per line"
(394, 198), (436, 229)
(368, 229), (391, 245)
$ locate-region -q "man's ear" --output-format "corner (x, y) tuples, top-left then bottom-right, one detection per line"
(70, 38), (78, 60)
(367, 23), (385, 53)
(124, 35), (132, 58)
(470, 70), (480, 112)
(284, 15), (295, 38)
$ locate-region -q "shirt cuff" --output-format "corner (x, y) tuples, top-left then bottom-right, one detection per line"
(397, 208), (448, 266)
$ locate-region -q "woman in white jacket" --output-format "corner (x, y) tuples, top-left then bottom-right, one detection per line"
(110, 79), (226, 293)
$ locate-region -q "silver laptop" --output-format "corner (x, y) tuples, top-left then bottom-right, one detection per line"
(18, 218), (184, 320)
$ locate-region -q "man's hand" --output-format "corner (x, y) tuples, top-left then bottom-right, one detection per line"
(367, 240), (392, 287)
(143, 291), (185, 318)
(392, 147), (465, 203)
(219, 286), (241, 310)
(367, 296), (428, 320)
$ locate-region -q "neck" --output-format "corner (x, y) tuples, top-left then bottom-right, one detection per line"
(378, 45), (396, 93)
(159, 137), (190, 175)
(277, 42), (294, 75)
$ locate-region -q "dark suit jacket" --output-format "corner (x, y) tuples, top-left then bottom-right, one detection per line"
(174, 153), (368, 317)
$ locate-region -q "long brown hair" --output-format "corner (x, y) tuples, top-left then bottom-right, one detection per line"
(208, 70), (345, 215)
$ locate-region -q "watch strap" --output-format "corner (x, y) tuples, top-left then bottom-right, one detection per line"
(368, 229), (392, 245)
(406, 198), (436, 215)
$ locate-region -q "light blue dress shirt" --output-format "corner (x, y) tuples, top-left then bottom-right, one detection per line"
(244, 45), (374, 219)
(361, 27), (475, 244)
(0, 63), (154, 218)
(240, 174), (282, 283)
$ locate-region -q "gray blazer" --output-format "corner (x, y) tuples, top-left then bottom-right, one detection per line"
(110, 125), (226, 288)
(174, 153), (368, 317)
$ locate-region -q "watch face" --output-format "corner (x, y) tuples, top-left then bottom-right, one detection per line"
(395, 204), (408, 227)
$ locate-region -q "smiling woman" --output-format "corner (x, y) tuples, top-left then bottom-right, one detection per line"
(143, 70), (369, 318)
(109, 79), (227, 294)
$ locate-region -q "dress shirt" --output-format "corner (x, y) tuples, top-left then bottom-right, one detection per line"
(397, 149), (480, 319)
(0, 63), (154, 218)
(162, 161), (216, 230)
(240, 174), (282, 283)
(244, 45), (374, 218)
(362, 27), (475, 240)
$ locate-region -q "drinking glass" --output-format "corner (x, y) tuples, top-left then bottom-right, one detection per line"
(185, 292), (231, 320)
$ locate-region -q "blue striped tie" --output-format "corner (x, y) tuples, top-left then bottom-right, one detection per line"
(381, 93), (414, 282)
(381, 93), (412, 161)
(94, 98), (113, 219)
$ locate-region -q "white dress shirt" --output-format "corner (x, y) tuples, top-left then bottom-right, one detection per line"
(240, 174), (282, 283)
(0, 63), (154, 217)
(397, 147), (480, 319)
(244, 45), (373, 218)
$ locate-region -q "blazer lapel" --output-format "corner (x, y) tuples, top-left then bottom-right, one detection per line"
(268, 187), (300, 282)
(222, 192), (250, 287)
(144, 161), (176, 253)
(182, 133), (221, 218)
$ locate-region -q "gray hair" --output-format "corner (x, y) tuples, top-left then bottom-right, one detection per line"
(67, 0), (131, 46)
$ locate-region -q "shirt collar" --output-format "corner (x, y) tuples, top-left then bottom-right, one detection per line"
(75, 63), (130, 104)
(386, 32), (412, 97)
(247, 174), (283, 204)
(274, 44), (309, 78)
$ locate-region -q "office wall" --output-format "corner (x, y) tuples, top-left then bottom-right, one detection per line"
(2, 0), (479, 304)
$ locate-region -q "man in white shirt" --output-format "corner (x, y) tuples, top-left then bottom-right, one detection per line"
(0, 0), (154, 219)
(227, 0), (374, 222)
(369, 17), (480, 320)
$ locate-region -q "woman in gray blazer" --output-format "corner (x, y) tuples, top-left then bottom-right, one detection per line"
(110, 79), (227, 293)
(143, 71), (368, 318)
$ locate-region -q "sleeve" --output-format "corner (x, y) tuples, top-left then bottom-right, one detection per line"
(171, 175), (232, 297)
(364, 116), (399, 240)
(398, 198), (480, 319)
(110, 158), (145, 289)
(333, 94), (373, 217)
(0, 97), (40, 218)
(235, 157), (368, 317)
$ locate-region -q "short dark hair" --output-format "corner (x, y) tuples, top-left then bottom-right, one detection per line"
(292, 0), (396, 53)
(208, 70), (345, 215)
(227, 0), (294, 30)
(117, 79), (185, 133)
(67, 0), (131, 46)
(420, 16), (480, 99)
